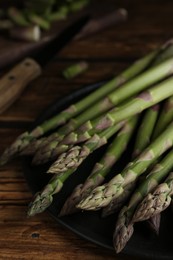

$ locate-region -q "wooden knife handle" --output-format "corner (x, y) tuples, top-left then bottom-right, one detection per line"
(0, 58), (42, 114)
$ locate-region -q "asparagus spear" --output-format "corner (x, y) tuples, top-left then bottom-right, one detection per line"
(0, 49), (157, 165)
(132, 170), (173, 223)
(113, 150), (173, 253)
(59, 117), (138, 216)
(77, 122), (173, 211)
(27, 123), (121, 216)
(143, 96), (173, 233)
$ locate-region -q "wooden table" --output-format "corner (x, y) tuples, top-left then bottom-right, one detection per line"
(0, 0), (172, 259)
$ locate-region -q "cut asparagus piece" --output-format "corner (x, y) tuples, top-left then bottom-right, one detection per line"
(113, 150), (173, 253)
(62, 61), (89, 79)
(59, 117), (138, 216)
(77, 122), (173, 211)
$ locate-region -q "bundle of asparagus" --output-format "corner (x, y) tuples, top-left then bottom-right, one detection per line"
(2, 39), (173, 254)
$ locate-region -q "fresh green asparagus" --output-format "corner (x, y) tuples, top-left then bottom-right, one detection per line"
(77, 122), (173, 211)
(29, 62), (173, 166)
(27, 123), (121, 216)
(113, 150), (173, 253)
(59, 117), (138, 216)
(0, 49), (157, 165)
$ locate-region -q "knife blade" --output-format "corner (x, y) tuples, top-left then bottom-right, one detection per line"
(0, 16), (88, 114)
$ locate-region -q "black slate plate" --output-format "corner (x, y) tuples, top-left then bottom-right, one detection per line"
(23, 81), (173, 260)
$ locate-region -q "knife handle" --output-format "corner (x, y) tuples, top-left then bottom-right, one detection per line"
(0, 58), (41, 114)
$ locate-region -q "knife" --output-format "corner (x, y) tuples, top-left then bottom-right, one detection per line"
(0, 16), (88, 114)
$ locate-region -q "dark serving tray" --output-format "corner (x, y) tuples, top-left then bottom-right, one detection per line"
(23, 81), (173, 260)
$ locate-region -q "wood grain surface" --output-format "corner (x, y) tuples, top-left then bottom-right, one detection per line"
(0, 0), (173, 259)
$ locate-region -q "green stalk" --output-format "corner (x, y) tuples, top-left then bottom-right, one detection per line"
(92, 76), (173, 132)
(77, 122), (173, 211)
(152, 96), (173, 139)
(132, 104), (161, 233)
(0, 49), (161, 165)
(27, 123), (121, 216)
(59, 117), (138, 216)
(113, 150), (173, 253)
(133, 105), (160, 157)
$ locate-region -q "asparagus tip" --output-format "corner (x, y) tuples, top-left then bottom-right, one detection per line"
(27, 192), (53, 217)
(113, 223), (134, 253)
